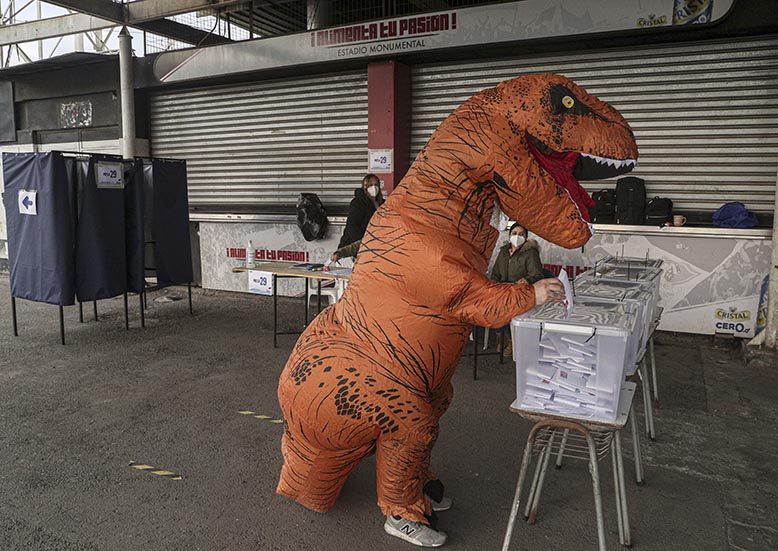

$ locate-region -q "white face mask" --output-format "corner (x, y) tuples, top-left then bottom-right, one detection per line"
(366, 184), (379, 198)
(510, 234), (526, 248)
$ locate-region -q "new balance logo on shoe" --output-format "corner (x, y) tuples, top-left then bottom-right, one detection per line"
(384, 516), (447, 547)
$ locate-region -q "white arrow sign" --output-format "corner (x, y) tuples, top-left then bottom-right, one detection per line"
(18, 190), (37, 216)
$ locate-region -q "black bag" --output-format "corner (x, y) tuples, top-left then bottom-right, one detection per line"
(588, 189), (616, 224)
(615, 176), (646, 225)
(644, 196), (673, 226)
(296, 193), (328, 241)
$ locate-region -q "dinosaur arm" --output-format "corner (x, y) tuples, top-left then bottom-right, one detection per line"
(444, 263), (536, 328)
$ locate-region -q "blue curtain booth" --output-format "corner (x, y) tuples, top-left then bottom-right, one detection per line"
(74, 154), (128, 302)
(124, 159), (146, 295)
(149, 159), (193, 288)
(2, 152), (76, 305)
(3, 152), (192, 335)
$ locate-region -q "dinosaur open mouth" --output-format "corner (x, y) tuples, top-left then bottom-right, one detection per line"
(526, 134), (637, 181)
(525, 133), (636, 221)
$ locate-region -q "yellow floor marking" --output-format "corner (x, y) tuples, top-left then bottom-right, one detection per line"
(151, 470), (174, 476)
(240, 411), (283, 424)
(171, 476), (183, 481)
(132, 465), (155, 470)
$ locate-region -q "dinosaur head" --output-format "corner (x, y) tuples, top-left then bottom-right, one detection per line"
(484, 73), (638, 249)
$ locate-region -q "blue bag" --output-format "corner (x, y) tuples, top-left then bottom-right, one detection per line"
(712, 202), (758, 228)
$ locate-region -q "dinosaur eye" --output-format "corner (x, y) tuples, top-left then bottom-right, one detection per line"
(562, 96), (575, 109)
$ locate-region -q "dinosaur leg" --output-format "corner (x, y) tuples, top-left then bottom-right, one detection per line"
(420, 382), (453, 489)
(375, 413), (440, 524)
(277, 427), (375, 513)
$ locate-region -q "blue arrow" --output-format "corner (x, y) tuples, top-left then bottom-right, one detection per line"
(22, 196), (33, 209)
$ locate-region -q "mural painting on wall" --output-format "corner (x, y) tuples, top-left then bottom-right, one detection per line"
(536, 232), (771, 337)
(198, 222), (343, 295)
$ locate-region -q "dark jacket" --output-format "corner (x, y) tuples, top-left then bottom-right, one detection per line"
(491, 239), (544, 284)
(338, 188), (383, 249)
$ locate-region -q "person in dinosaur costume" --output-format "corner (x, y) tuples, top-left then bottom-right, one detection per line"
(277, 73), (638, 547)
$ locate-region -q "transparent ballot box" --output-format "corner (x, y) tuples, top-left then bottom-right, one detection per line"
(598, 254), (664, 270)
(592, 263), (662, 286)
(576, 270), (661, 326)
(511, 298), (639, 423)
(572, 277), (654, 351)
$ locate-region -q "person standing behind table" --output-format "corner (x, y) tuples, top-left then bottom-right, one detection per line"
(491, 222), (545, 356)
(337, 174), (384, 250)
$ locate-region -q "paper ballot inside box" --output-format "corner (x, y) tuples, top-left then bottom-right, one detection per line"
(558, 268), (574, 316)
(512, 296), (638, 423)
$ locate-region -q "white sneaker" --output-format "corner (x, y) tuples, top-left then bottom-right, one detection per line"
(430, 495), (452, 512)
(384, 516), (447, 547)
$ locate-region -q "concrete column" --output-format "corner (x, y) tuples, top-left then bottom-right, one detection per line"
(367, 61), (411, 195)
(36, 1), (43, 60)
(765, 166), (778, 349)
(118, 27), (136, 160)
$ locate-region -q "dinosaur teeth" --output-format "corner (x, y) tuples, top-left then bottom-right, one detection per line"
(580, 153), (637, 169)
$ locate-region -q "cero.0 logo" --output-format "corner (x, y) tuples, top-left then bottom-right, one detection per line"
(714, 307), (752, 334)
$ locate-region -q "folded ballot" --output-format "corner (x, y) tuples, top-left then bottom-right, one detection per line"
(512, 294), (640, 423)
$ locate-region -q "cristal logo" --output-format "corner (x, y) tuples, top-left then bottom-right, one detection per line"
(714, 308), (751, 321)
(638, 14), (668, 27)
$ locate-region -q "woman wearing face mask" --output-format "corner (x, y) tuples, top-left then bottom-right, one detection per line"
(490, 222), (545, 355)
(337, 174), (384, 251)
(491, 222), (544, 285)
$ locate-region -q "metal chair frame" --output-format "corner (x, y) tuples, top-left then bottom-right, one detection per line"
(503, 385), (636, 551)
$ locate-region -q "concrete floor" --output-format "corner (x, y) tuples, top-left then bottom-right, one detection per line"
(0, 274), (776, 551)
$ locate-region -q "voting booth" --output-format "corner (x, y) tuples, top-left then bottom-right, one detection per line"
(144, 159), (194, 289)
(3, 152), (76, 306)
(2, 152), (193, 344)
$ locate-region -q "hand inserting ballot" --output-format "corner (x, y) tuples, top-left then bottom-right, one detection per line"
(533, 278), (566, 306)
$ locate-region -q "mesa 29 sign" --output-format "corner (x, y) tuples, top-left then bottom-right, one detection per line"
(96, 162), (124, 189)
(248, 270), (273, 296)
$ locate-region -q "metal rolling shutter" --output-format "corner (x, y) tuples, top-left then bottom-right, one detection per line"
(411, 37), (778, 214)
(150, 71), (368, 209)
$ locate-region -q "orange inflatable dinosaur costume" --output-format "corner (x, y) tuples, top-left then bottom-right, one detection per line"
(277, 73), (638, 531)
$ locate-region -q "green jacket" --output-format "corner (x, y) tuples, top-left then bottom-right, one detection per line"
(335, 239), (361, 259)
(491, 240), (544, 284)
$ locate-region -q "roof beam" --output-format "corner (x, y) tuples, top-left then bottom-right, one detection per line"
(127, 0), (247, 23)
(133, 18), (233, 46)
(0, 2), (241, 47)
(43, 0), (246, 24)
(0, 13), (116, 46)
(44, 0), (126, 23)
